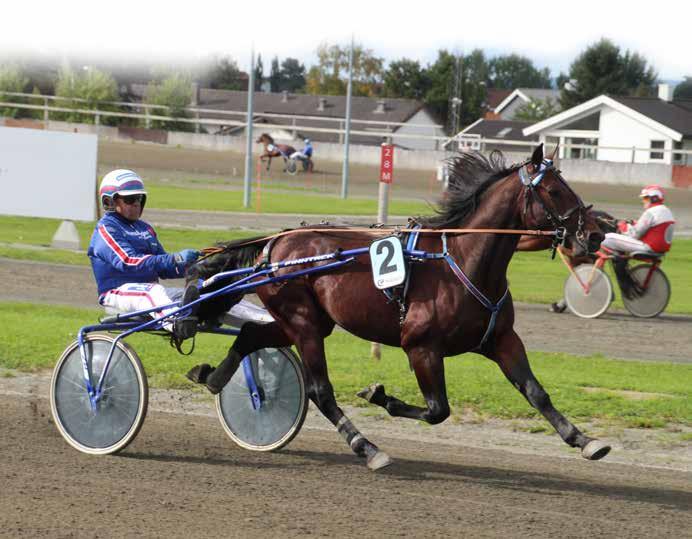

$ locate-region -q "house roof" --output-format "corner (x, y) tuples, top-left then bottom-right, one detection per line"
(126, 84), (431, 144)
(484, 88), (513, 110)
(609, 96), (692, 137)
(461, 119), (538, 142)
(495, 88), (560, 113)
(523, 94), (691, 140)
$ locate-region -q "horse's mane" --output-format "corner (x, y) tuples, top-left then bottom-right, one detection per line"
(419, 150), (524, 229)
(260, 133), (274, 144)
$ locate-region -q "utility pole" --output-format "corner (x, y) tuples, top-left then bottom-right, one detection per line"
(243, 46), (256, 208)
(341, 36), (354, 199)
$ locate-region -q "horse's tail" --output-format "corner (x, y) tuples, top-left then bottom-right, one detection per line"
(592, 210), (618, 234)
(613, 257), (644, 300)
(187, 235), (271, 284)
(185, 235), (272, 322)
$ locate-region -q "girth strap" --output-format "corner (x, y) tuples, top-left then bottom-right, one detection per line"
(442, 237), (509, 350)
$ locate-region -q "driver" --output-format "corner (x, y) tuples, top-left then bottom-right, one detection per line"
(600, 184), (675, 255)
(550, 185), (675, 313)
(87, 169), (201, 339)
(290, 138), (314, 171)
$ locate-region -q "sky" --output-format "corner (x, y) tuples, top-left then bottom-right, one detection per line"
(2, 1), (690, 82)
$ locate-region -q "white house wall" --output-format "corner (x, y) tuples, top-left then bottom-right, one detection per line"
(598, 108), (674, 164)
(392, 109), (445, 151)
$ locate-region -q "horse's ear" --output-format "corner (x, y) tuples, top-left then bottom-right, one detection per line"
(548, 144), (559, 161)
(531, 143), (544, 167)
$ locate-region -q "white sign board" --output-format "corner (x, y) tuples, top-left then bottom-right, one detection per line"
(0, 126), (98, 221)
(369, 236), (406, 290)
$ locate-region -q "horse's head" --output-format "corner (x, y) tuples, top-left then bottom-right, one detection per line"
(256, 133), (273, 145)
(518, 144), (603, 257)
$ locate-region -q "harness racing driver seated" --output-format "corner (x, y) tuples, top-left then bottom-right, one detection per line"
(550, 184), (675, 312)
(88, 169), (272, 340)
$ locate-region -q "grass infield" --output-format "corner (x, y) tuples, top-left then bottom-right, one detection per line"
(0, 302), (689, 428)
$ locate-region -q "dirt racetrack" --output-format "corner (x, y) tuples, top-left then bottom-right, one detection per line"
(2, 384), (691, 538)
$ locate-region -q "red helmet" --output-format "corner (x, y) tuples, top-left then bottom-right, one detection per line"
(639, 184), (665, 203)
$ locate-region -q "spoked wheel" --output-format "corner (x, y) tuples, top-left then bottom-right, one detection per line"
(564, 264), (613, 319)
(622, 265), (671, 318)
(284, 158), (298, 176)
(50, 334), (148, 455)
(216, 347), (307, 451)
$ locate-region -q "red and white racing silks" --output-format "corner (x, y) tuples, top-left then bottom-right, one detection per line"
(603, 202), (675, 255)
(622, 203), (675, 253)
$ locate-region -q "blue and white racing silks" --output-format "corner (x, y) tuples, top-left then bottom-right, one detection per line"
(88, 212), (185, 297)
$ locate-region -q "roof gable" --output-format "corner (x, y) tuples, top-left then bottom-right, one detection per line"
(523, 95), (685, 140)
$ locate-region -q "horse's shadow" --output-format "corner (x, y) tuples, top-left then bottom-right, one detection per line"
(121, 447), (691, 512)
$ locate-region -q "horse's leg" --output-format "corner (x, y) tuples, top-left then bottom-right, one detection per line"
(487, 329), (610, 460)
(186, 321), (291, 390)
(293, 330), (392, 470)
(266, 156), (271, 172)
(358, 344), (450, 425)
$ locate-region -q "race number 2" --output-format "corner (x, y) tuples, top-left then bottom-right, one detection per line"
(369, 237), (406, 290)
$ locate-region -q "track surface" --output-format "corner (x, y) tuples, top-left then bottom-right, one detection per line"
(2, 389), (691, 538)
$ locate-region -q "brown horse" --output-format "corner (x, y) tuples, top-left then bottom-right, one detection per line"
(186, 145), (610, 470)
(256, 133), (297, 172)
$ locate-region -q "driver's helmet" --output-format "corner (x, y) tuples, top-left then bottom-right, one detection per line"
(304, 138), (311, 145)
(639, 184), (665, 203)
(99, 169), (147, 212)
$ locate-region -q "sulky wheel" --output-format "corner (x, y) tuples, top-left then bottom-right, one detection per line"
(216, 347), (307, 451)
(564, 264), (613, 319)
(622, 265), (671, 318)
(50, 334), (148, 455)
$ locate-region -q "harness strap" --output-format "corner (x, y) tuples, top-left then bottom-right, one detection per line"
(442, 242), (509, 350)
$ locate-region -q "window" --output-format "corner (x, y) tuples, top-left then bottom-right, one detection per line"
(566, 137), (597, 160)
(650, 140), (665, 160)
(673, 141), (685, 165)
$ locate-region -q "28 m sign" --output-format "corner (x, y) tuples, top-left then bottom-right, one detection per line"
(380, 144), (394, 184)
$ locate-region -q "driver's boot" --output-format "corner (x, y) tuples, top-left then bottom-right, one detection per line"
(173, 284), (200, 341)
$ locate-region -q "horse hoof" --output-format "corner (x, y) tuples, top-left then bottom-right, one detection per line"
(357, 383), (384, 403)
(582, 439), (611, 460)
(367, 450), (393, 471)
(186, 364), (215, 384)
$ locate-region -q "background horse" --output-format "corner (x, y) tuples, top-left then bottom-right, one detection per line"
(517, 211), (643, 301)
(187, 145), (610, 470)
(256, 133), (297, 172)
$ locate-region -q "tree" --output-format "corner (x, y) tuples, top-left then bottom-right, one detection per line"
(279, 58), (306, 93)
(269, 56), (281, 92)
(383, 59), (430, 100)
(206, 55), (244, 90)
(424, 49), (456, 125)
(424, 49), (489, 131)
(54, 67), (121, 125)
(144, 73), (194, 131)
(488, 54), (552, 89)
(674, 77), (692, 100)
(0, 63), (29, 118)
(560, 38), (657, 109)
(305, 42), (384, 96)
(514, 97), (561, 122)
(254, 54), (264, 91)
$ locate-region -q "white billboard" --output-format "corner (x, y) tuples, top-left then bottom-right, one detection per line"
(0, 126), (98, 221)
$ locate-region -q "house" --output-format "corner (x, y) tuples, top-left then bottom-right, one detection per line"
(125, 84), (444, 150)
(523, 84), (692, 165)
(450, 118), (538, 153)
(491, 88), (561, 120)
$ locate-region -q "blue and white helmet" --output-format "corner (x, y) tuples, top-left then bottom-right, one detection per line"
(99, 169), (147, 212)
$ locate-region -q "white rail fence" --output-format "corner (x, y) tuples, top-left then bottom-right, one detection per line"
(1, 92), (691, 166)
